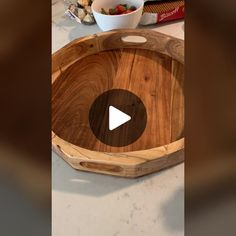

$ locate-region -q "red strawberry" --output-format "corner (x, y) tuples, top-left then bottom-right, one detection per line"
(116, 5), (126, 14)
(129, 6), (137, 11)
(123, 9), (132, 14)
(109, 8), (118, 15)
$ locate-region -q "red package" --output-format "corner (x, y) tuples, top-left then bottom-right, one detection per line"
(140, 0), (184, 25)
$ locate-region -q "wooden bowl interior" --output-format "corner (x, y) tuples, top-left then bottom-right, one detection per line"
(52, 47), (184, 152)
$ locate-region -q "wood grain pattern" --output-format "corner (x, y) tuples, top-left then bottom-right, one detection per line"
(52, 29), (184, 177)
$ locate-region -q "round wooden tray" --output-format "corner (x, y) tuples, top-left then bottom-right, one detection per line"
(52, 29), (184, 177)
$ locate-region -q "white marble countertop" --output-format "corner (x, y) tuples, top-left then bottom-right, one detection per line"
(52, 1), (184, 236)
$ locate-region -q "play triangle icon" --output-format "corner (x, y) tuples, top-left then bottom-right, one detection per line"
(109, 106), (131, 131)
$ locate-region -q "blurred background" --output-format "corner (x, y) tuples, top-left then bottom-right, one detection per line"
(186, 0), (236, 235)
(0, 0), (235, 235)
(0, 0), (51, 235)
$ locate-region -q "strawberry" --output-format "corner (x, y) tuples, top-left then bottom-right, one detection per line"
(101, 4), (136, 15)
(123, 9), (132, 14)
(116, 4), (126, 14)
(109, 8), (118, 15)
(129, 6), (137, 11)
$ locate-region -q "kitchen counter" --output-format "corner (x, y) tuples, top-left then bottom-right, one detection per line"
(52, 1), (184, 236)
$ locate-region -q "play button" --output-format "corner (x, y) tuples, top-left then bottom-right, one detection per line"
(109, 106), (131, 131)
(89, 89), (147, 147)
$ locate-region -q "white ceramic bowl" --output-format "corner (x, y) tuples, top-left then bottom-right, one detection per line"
(92, 0), (144, 31)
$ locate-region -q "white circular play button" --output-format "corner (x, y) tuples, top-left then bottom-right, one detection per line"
(89, 89), (147, 147)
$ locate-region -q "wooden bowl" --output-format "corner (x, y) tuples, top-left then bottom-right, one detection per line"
(52, 29), (184, 177)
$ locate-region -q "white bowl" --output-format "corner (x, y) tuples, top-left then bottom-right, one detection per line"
(92, 0), (144, 31)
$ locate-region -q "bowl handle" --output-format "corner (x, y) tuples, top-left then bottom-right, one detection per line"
(80, 161), (123, 173)
(121, 35), (147, 44)
(96, 29), (183, 64)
